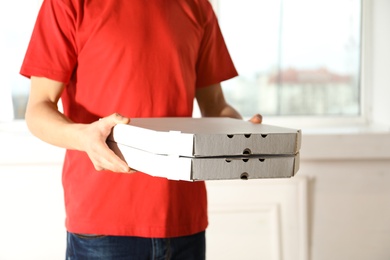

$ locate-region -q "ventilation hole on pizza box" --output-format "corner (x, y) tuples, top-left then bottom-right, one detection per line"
(240, 172), (249, 180)
(227, 134), (234, 138)
(243, 148), (251, 155)
(225, 159), (232, 163)
(259, 158), (265, 162)
(244, 134), (251, 138)
(261, 134), (268, 138)
(242, 149), (251, 162)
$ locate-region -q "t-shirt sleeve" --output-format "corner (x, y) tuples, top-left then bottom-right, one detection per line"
(195, 2), (238, 88)
(20, 0), (78, 83)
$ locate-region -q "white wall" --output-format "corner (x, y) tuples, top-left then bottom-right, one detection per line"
(299, 132), (390, 260)
(0, 123), (66, 260)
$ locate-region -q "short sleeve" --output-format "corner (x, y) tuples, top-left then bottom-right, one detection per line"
(20, 0), (78, 83)
(195, 2), (238, 88)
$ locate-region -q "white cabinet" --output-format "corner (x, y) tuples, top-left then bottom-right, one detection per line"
(206, 177), (308, 260)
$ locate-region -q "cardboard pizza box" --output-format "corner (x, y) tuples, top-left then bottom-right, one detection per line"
(107, 117), (301, 181)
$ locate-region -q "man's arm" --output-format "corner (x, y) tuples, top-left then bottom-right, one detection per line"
(25, 76), (132, 173)
(195, 83), (262, 123)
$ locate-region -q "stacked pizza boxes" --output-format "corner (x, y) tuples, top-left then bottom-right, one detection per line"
(107, 117), (301, 181)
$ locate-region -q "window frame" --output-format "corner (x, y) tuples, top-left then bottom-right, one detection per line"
(210, 0), (372, 129)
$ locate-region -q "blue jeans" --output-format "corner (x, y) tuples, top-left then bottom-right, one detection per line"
(66, 231), (206, 260)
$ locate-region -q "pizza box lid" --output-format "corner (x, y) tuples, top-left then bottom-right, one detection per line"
(108, 117), (301, 157)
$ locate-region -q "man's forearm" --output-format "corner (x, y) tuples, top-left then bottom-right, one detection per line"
(26, 101), (132, 172)
(25, 100), (86, 151)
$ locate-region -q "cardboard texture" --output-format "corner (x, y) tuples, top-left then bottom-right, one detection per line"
(107, 117), (301, 181)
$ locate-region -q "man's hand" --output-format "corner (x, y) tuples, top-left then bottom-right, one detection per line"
(249, 114), (263, 124)
(80, 113), (135, 173)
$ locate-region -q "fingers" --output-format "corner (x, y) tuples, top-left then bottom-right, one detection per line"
(92, 148), (136, 173)
(86, 137), (134, 173)
(249, 114), (263, 124)
(86, 113), (134, 173)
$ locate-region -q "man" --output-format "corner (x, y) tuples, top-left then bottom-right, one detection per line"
(21, 0), (262, 258)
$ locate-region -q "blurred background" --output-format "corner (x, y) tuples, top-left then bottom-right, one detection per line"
(1, 0), (389, 259)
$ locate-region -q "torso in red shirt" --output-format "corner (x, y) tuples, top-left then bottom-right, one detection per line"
(21, 0), (237, 238)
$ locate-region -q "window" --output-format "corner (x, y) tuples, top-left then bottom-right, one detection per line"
(212, 0), (362, 118)
(0, 0), (362, 121)
(0, 1), (42, 121)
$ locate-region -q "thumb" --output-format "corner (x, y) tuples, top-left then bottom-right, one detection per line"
(99, 113), (130, 131)
(249, 114), (262, 124)
(110, 113), (130, 125)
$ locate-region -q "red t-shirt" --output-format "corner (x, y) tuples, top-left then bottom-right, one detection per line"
(21, 0), (238, 238)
